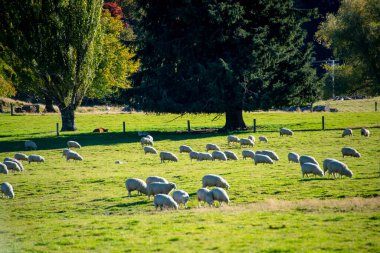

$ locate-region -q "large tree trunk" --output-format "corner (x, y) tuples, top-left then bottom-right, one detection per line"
(60, 106), (77, 131)
(44, 95), (56, 113)
(223, 108), (247, 131)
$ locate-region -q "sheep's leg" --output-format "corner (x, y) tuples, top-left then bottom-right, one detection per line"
(128, 191), (131, 197)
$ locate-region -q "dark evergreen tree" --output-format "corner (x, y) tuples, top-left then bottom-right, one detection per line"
(131, 0), (323, 130)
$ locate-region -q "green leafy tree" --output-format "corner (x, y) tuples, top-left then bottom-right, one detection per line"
(316, 0), (380, 95)
(131, 0), (322, 130)
(0, 0), (103, 130)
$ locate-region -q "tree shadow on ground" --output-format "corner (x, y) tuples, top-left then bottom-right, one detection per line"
(299, 177), (334, 181)
(105, 200), (149, 209)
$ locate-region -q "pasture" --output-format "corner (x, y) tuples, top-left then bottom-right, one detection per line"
(0, 110), (379, 252)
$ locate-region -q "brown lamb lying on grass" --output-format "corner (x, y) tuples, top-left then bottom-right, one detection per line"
(93, 128), (109, 133)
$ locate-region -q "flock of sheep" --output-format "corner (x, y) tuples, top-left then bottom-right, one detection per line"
(1, 127), (370, 212)
(0, 140), (83, 199)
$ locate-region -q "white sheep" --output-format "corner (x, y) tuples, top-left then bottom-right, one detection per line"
(154, 194), (178, 210)
(256, 150), (279, 161)
(146, 176), (169, 185)
(4, 161), (21, 172)
(323, 158), (338, 173)
(67, 140), (81, 149)
(259, 136), (268, 143)
(211, 187), (230, 207)
(280, 128), (294, 136)
(301, 162), (324, 177)
(206, 143), (221, 152)
(146, 135), (154, 141)
(140, 137), (153, 146)
(327, 160), (353, 178)
(66, 151), (83, 161)
(28, 155), (45, 164)
(248, 136), (255, 142)
(224, 151), (238, 160)
(189, 151), (200, 161)
(4, 158), (24, 171)
(1, 182), (15, 199)
(227, 135), (240, 145)
(147, 182), (176, 200)
(197, 188), (213, 207)
(202, 174), (230, 190)
(197, 152), (213, 161)
(0, 163), (9, 174)
(144, 146), (158, 155)
(14, 153), (28, 161)
(125, 178), (148, 197)
(299, 155), (319, 166)
(159, 152), (178, 163)
(62, 148), (71, 158)
(342, 128), (353, 138)
(212, 151), (227, 161)
(242, 150), (255, 160)
(172, 190), (190, 208)
(240, 138), (254, 148)
(179, 145), (193, 153)
(360, 128), (370, 137)
(288, 152), (300, 163)
(341, 147), (361, 158)
(25, 140), (37, 150)
(253, 154), (274, 165)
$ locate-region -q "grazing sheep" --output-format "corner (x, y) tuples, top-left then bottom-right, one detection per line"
(172, 190), (190, 208)
(140, 137), (154, 146)
(14, 153), (28, 161)
(259, 136), (268, 143)
(212, 151), (227, 161)
(288, 152), (300, 163)
(67, 140), (81, 149)
(361, 128), (370, 137)
(93, 127), (109, 133)
(28, 155), (45, 164)
(154, 194), (178, 210)
(323, 158), (338, 173)
(25, 141), (37, 150)
(1, 182), (15, 199)
(4, 161), (21, 172)
(253, 154), (274, 165)
(144, 146), (158, 155)
(4, 158), (24, 171)
(197, 188), (213, 207)
(342, 128), (353, 138)
(62, 148), (71, 158)
(256, 150), (279, 161)
(211, 188), (230, 207)
(197, 152), (213, 161)
(280, 128), (294, 136)
(146, 135), (154, 141)
(146, 176), (169, 185)
(115, 160), (124, 164)
(0, 163), (9, 174)
(224, 151), (238, 160)
(147, 182), (176, 200)
(179, 145), (193, 153)
(206, 143), (221, 152)
(159, 152), (178, 163)
(341, 147), (361, 158)
(202, 174), (230, 190)
(125, 178), (148, 197)
(189, 151), (200, 162)
(240, 138), (254, 148)
(327, 160), (353, 178)
(242, 150), (255, 160)
(227, 135), (240, 145)
(299, 155), (319, 166)
(66, 151), (83, 161)
(248, 136), (255, 142)
(301, 162), (324, 177)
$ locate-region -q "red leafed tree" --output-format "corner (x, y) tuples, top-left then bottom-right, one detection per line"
(103, 2), (123, 18)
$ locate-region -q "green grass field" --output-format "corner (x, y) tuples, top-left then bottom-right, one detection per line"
(0, 110), (379, 252)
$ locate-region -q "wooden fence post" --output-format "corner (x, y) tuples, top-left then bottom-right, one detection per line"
(56, 123), (59, 136)
(123, 121), (126, 133)
(253, 119), (256, 133)
(187, 120), (191, 132)
(375, 101), (378, 112)
(10, 104), (14, 116)
(322, 116), (325, 130)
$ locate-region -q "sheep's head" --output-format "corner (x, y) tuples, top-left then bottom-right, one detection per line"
(170, 183), (177, 190)
(354, 152), (361, 158)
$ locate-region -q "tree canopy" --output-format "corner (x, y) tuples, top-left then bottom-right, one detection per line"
(131, 0), (322, 130)
(316, 0), (380, 95)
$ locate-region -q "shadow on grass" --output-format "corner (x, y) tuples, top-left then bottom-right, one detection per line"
(106, 200), (149, 209)
(299, 178), (335, 181)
